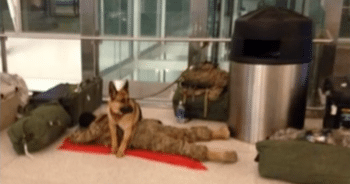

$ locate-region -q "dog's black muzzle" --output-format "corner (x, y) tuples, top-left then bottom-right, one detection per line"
(121, 106), (133, 114)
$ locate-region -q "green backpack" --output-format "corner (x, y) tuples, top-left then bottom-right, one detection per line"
(7, 102), (71, 155)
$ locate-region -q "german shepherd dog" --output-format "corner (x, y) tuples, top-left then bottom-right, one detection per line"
(108, 81), (142, 157)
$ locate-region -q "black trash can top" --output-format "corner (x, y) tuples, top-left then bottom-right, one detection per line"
(230, 7), (313, 65)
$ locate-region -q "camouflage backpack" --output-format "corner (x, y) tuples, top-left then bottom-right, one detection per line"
(172, 62), (229, 121)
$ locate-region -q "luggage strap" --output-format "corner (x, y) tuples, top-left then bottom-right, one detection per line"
(182, 88), (210, 118)
(22, 120), (34, 159)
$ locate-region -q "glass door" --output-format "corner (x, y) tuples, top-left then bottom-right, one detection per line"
(99, 0), (193, 105)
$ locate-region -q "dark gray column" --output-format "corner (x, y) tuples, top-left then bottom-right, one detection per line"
(0, 4), (8, 73)
(80, 0), (100, 80)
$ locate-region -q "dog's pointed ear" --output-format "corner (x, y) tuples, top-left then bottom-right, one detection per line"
(122, 80), (129, 92)
(109, 81), (118, 100)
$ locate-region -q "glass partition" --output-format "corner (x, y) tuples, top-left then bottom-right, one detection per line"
(21, 0), (80, 33)
(4, 38), (81, 91)
(1, 0), (15, 31)
(165, 0), (190, 36)
(161, 42), (189, 61)
(340, 0), (350, 38)
(101, 0), (129, 35)
(97, 0), (335, 103)
(236, 0), (327, 38)
(140, 0), (157, 36)
(99, 41), (131, 72)
(1, 0), (81, 91)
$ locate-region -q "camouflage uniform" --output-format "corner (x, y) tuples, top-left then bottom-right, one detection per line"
(70, 117), (212, 161)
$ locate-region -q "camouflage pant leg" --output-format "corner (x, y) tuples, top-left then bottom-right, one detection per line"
(130, 120), (208, 161)
(156, 124), (212, 143)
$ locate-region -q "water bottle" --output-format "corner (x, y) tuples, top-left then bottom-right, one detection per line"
(176, 100), (186, 123)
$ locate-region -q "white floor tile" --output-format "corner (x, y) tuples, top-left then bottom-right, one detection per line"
(0, 128), (19, 168)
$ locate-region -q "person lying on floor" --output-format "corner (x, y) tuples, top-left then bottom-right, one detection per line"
(69, 115), (238, 163)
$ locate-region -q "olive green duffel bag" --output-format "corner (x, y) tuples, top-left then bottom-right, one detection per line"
(256, 140), (350, 184)
(172, 62), (229, 122)
(172, 86), (228, 122)
(7, 102), (71, 155)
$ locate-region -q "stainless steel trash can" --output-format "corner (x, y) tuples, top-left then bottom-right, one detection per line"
(228, 7), (312, 143)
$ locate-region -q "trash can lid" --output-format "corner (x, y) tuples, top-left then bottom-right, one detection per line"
(230, 7), (313, 65)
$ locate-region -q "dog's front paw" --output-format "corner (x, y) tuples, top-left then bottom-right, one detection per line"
(115, 151), (125, 158)
(111, 147), (118, 154)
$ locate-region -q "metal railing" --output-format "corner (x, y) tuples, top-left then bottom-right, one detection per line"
(0, 33), (335, 43)
(0, 30), (335, 75)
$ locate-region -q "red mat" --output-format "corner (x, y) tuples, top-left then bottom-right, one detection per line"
(58, 138), (207, 170)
